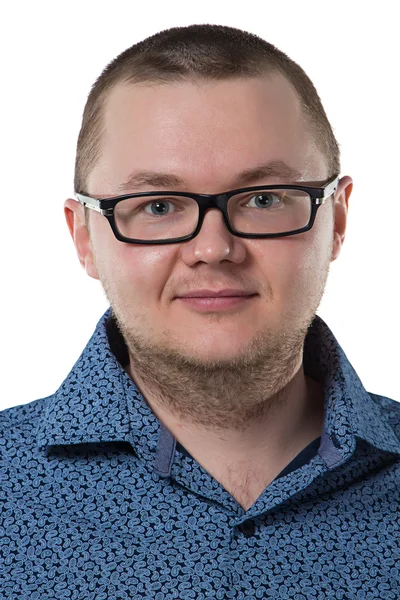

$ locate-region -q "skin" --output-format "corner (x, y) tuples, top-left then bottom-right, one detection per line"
(65, 74), (352, 510)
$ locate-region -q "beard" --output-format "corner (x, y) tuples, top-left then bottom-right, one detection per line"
(118, 314), (309, 431)
(101, 290), (327, 432)
(96, 248), (331, 432)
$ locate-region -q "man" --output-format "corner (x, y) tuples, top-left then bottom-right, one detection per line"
(1, 23), (399, 599)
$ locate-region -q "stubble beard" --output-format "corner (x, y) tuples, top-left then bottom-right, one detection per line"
(121, 316), (308, 431)
(102, 282), (329, 432)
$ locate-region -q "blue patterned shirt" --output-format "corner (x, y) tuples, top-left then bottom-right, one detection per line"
(1, 309), (400, 599)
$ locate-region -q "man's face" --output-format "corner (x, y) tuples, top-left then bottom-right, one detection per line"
(67, 75), (348, 368)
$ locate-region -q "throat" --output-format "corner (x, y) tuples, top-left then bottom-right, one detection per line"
(212, 462), (282, 510)
(172, 377), (324, 510)
(188, 426), (322, 511)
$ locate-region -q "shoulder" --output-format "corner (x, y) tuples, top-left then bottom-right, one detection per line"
(0, 397), (50, 448)
(369, 392), (400, 437)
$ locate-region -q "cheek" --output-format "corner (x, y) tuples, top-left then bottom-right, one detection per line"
(94, 232), (176, 303)
(288, 205), (334, 274)
(258, 220), (332, 307)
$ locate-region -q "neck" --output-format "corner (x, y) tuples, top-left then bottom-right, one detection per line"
(128, 359), (324, 508)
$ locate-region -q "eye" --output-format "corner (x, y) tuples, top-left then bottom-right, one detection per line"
(246, 192), (282, 209)
(143, 200), (177, 216)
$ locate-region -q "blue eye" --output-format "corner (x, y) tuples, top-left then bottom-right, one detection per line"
(247, 192), (281, 209)
(144, 201), (177, 216)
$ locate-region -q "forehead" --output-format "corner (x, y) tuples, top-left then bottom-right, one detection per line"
(88, 75), (327, 194)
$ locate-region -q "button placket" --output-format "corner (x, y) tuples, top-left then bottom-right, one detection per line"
(237, 519), (256, 537)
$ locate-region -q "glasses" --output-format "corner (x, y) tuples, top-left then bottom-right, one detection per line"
(75, 175), (339, 245)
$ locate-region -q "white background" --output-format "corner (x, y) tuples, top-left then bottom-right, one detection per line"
(0, 0), (399, 410)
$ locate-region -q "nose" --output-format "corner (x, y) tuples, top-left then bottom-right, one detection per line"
(179, 208), (247, 267)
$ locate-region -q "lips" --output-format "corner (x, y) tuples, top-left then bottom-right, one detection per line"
(178, 289), (256, 298)
(175, 292), (257, 312)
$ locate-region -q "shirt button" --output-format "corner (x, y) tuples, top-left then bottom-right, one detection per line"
(238, 520), (256, 537)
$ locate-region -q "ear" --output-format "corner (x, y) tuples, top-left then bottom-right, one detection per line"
(331, 175), (353, 262)
(64, 199), (100, 280)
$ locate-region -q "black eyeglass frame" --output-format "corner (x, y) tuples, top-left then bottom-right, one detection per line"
(75, 175), (340, 245)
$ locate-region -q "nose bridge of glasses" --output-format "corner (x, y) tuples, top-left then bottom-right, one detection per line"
(196, 191), (231, 212)
(194, 193), (233, 233)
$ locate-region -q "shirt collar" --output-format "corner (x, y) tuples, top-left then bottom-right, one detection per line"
(304, 316), (400, 464)
(36, 309), (161, 464)
(36, 309), (400, 468)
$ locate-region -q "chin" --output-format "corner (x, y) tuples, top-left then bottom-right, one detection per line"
(182, 337), (254, 366)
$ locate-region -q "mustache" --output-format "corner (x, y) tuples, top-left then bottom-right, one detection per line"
(165, 274), (271, 298)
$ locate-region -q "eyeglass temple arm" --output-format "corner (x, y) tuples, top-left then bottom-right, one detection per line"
(315, 176), (339, 205)
(75, 193), (104, 214)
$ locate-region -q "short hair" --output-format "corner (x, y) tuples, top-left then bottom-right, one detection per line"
(74, 24), (340, 195)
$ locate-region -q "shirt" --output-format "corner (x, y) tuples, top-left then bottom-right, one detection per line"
(1, 309), (400, 599)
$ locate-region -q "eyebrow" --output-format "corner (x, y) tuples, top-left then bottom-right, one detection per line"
(115, 160), (303, 194)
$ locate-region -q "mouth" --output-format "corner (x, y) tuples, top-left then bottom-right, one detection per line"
(175, 292), (258, 312)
